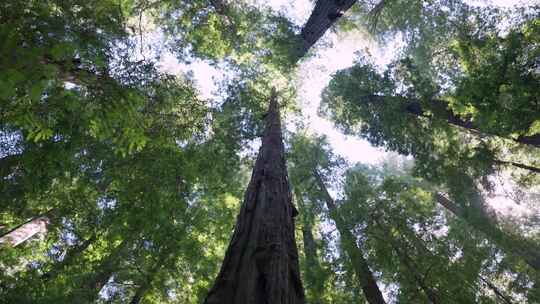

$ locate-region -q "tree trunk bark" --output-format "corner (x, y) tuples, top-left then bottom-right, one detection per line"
(204, 90), (304, 304)
(435, 193), (540, 271)
(0, 210), (54, 247)
(295, 192), (325, 304)
(313, 170), (386, 304)
(296, 0), (357, 59)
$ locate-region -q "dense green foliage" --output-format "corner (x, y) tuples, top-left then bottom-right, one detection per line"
(288, 133), (539, 303)
(1, 0), (538, 303)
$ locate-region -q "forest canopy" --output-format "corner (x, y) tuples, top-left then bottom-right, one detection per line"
(0, 0), (539, 303)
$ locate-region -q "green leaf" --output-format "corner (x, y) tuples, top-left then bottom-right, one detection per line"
(29, 82), (46, 102)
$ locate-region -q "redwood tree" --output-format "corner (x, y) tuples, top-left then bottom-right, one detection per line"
(204, 91), (304, 303)
(297, 0), (358, 58)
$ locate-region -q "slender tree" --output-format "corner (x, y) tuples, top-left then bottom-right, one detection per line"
(435, 193), (540, 271)
(313, 170), (386, 304)
(372, 218), (441, 304)
(294, 191), (327, 304)
(352, 94), (540, 149)
(480, 276), (515, 304)
(342, 162), (535, 303)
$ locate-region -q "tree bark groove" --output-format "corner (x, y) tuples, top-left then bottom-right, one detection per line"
(204, 90), (304, 304)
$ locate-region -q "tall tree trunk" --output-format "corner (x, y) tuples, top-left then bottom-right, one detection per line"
(435, 193), (540, 271)
(313, 170), (386, 304)
(296, 0), (357, 59)
(295, 191), (325, 303)
(204, 90), (304, 304)
(0, 210), (55, 247)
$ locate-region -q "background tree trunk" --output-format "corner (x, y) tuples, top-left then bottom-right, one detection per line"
(0, 211), (54, 247)
(480, 276), (515, 304)
(204, 90), (304, 304)
(296, 0), (357, 59)
(295, 191), (325, 304)
(403, 98), (540, 149)
(313, 170), (386, 304)
(359, 95), (540, 149)
(435, 193), (540, 271)
(495, 160), (540, 174)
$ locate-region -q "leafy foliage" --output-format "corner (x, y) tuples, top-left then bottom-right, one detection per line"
(1, 0), (538, 303)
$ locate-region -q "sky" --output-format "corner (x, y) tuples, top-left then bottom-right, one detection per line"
(159, 0), (395, 165)
(157, 0), (538, 215)
(162, 0), (537, 165)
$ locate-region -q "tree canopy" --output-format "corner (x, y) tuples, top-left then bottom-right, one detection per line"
(1, 0), (539, 303)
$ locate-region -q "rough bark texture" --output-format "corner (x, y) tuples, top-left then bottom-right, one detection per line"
(313, 170), (386, 304)
(297, 0), (357, 59)
(435, 193), (540, 271)
(204, 91), (304, 304)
